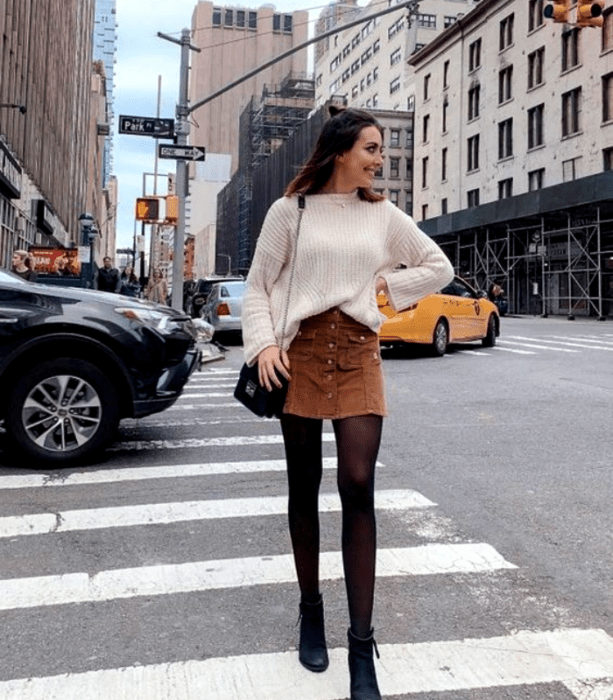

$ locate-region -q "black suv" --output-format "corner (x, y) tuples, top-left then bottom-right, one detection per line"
(0, 270), (201, 464)
(187, 276), (244, 317)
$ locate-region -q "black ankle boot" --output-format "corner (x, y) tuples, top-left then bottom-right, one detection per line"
(298, 595), (329, 672)
(347, 628), (381, 700)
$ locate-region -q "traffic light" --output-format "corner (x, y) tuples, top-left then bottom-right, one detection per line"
(576, 0), (604, 26)
(135, 197), (160, 222)
(165, 195), (178, 223)
(543, 0), (569, 22)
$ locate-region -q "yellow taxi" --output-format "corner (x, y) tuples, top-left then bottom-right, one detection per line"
(378, 276), (500, 356)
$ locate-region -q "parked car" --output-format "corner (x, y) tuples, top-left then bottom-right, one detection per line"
(0, 270), (201, 464)
(187, 275), (244, 317)
(201, 279), (246, 336)
(378, 276), (500, 356)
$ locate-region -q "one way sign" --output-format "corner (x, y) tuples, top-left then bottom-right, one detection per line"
(158, 144), (206, 161)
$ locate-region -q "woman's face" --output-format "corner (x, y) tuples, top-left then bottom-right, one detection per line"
(334, 125), (384, 190)
(125, 266), (133, 275)
(12, 253), (25, 267)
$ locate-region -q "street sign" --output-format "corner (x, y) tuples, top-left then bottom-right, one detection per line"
(118, 115), (175, 138)
(157, 144), (206, 161)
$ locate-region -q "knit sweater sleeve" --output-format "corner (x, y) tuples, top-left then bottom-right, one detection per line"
(242, 198), (294, 366)
(380, 202), (454, 313)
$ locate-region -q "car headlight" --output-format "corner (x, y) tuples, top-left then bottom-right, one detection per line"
(114, 307), (171, 331)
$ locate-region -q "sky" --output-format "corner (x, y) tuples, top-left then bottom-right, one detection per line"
(113, 0), (327, 251)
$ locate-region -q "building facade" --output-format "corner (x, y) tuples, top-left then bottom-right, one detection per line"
(93, 0), (118, 185)
(0, 0), (114, 275)
(410, 0), (613, 316)
(189, 1), (309, 174)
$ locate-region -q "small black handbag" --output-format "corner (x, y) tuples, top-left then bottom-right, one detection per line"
(234, 195), (305, 419)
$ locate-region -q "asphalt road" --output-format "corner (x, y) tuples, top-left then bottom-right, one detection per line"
(0, 315), (611, 699)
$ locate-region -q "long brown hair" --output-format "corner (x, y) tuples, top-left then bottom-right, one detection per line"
(285, 106), (385, 202)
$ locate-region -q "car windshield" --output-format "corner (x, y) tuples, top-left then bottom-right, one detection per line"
(0, 269), (28, 284)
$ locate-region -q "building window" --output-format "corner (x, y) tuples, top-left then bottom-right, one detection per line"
(373, 39), (380, 54)
(361, 46), (373, 65)
(418, 13), (437, 28)
(424, 74), (431, 100)
(343, 44), (351, 58)
(421, 204), (428, 220)
(498, 118), (513, 159)
(562, 87), (581, 136)
(372, 93), (379, 107)
(603, 8), (613, 51)
(224, 8), (233, 26)
(352, 60), (360, 75)
(441, 198), (448, 215)
(390, 128), (400, 147)
(390, 47), (402, 66)
(498, 178), (513, 199)
(352, 85), (359, 99)
(405, 195), (413, 216)
(442, 147), (448, 181)
(528, 47), (545, 89)
(390, 76), (401, 94)
(212, 7), (222, 26)
(468, 84), (480, 120)
(443, 60), (450, 88)
(604, 147), (613, 170)
(406, 157), (413, 178)
(529, 0), (545, 31)
(528, 168), (545, 190)
(442, 98), (449, 132)
(467, 189), (480, 208)
(469, 39), (482, 71)
(373, 66), (379, 82)
(422, 157), (429, 188)
(389, 189), (400, 207)
(284, 14), (293, 33)
(249, 12), (257, 29)
(603, 72), (613, 122)
(528, 104), (544, 148)
(330, 54), (341, 72)
(389, 157), (400, 178)
(562, 29), (580, 71)
(444, 16), (457, 28)
(500, 14), (514, 51)
(562, 157), (580, 181)
(498, 65), (513, 103)
(236, 10), (245, 27)
(388, 18), (404, 39)
(467, 134), (480, 171)
(423, 114), (430, 142)
(407, 94), (415, 111)
(273, 13), (281, 31)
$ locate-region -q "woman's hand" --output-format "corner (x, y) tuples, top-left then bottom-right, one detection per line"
(375, 277), (388, 295)
(257, 345), (291, 392)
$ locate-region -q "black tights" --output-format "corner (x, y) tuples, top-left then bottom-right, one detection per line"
(281, 413), (383, 639)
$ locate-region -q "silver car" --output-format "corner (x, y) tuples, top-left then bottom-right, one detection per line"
(201, 280), (246, 335)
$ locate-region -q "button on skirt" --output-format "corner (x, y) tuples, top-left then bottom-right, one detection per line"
(283, 307), (387, 419)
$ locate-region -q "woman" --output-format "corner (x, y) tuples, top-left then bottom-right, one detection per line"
(120, 265), (140, 298)
(242, 107), (454, 700)
(145, 268), (168, 304)
(11, 250), (37, 281)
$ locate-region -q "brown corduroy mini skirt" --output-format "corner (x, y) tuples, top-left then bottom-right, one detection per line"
(283, 307), (387, 419)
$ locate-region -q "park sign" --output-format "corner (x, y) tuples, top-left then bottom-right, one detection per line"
(157, 144), (206, 161)
(119, 115), (175, 138)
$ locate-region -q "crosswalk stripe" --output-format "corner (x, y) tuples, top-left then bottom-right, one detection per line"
(0, 543), (514, 611)
(167, 402), (238, 410)
(180, 391), (234, 397)
(490, 346), (536, 355)
(499, 340), (578, 352)
(555, 335), (613, 346)
(0, 628), (610, 699)
(0, 457), (373, 490)
(564, 678), (613, 699)
(181, 385), (236, 392)
(108, 433), (337, 451)
(462, 350), (491, 356)
(507, 335), (613, 351)
(0, 489), (431, 539)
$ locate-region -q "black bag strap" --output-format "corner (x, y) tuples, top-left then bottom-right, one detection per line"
(278, 195), (305, 346)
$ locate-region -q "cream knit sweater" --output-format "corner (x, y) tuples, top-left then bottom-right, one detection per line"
(242, 192), (454, 366)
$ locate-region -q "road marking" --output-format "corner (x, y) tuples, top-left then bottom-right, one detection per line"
(0, 489), (431, 539)
(108, 433), (336, 451)
(0, 628), (611, 698)
(555, 335), (613, 346)
(564, 678), (613, 699)
(490, 346), (536, 355)
(462, 350), (491, 356)
(507, 335), (613, 351)
(499, 340), (578, 352)
(0, 543), (513, 611)
(121, 416), (264, 428)
(167, 402), (238, 410)
(175, 391), (230, 398)
(0, 457), (379, 490)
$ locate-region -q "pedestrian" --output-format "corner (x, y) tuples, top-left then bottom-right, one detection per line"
(241, 106), (454, 700)
(119, 265), (140, 298)
(96, 256), (121, 293)
(11, 249), (37, 281)
(145, 268), (169, 304)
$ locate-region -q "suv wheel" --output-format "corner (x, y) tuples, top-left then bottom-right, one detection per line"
(6, 359), (120, 464)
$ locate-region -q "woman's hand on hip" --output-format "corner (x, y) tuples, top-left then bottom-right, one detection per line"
(375, 276), (388, 295)
(257, 345), (291, 392)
